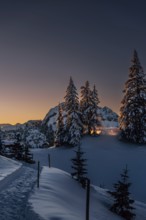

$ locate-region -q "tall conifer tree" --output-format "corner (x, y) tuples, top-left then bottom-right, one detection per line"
(55, 103), (65, 146)
(80, 81), (92, 134)
(64, 77), (82, 146)
(47, 125), (55, 146)
(90, 85), (101, 135)
(119, 50), (146, 143)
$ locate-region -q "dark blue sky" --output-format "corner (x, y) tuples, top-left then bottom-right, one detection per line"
(1, 0), (146, 123)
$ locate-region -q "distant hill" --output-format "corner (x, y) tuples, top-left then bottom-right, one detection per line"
(0, 120), (42, 131)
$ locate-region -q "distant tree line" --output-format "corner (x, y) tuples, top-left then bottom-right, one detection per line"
(0, 129), (34, 163)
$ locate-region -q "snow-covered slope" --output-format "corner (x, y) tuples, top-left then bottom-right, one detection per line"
(29, 167), (146, 220)
(32, 135), (146, 204)
(0, 156), (21, 181)
(42, 104), (119, 131)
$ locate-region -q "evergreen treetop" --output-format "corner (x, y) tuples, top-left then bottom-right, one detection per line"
(80, 81), (93, 133)
(64, 77), (80, 114)
(64, 77), (82, 146)
(90, 85), (101, 133)
(119, 50), (146, 143)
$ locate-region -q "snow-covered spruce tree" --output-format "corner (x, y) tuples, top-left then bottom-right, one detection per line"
(109, 166), (135, 220)
(64, 77), (82, 146)
(80, 81), (93, 134)
(90, 85), (101, 135)
(47, 124), (55, 146)
(71, 145), (87, 186)
(55, 103), (65, 146)
(119, 50), (146, 143)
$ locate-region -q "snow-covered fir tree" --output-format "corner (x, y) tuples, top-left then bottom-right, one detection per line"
(109, 166), (135, 220)
(119, 50), (146, 143)
(80, 81), (93, 134)
(71, 145), (87, 185)
(55, 103), (65, 146)
(64, 77), (82, 146)
(47, 124), (55, 146)
(90, 85), (101, 135)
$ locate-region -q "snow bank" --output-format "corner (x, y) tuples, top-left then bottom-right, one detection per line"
(32, 135), (146, 204)
(0, 156), (21, 181)
(29, 167), (146, 220)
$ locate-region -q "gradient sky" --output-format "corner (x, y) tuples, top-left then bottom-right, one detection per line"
(1, 0), (146, 124)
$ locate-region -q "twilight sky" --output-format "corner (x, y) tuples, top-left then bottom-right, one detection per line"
(1, 0), (146, 124)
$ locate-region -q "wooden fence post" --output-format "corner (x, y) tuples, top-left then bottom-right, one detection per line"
(86, 178), (90, 220)
(48, 154), (51, 168)
(37, 161), (40, 188)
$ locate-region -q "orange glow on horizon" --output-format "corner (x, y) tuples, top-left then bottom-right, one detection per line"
(0, 84), (119, 125)
(0, 99), (57, 125)
(0, 100), (119, 125)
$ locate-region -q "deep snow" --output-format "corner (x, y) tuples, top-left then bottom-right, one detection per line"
(29, 167), (146, 220)
(32, 134), (146, 204)
(0, 134), (146, 220)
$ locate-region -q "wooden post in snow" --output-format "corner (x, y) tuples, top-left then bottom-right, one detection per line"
(48, 154), (51, 168)
(86, 178), (90, 220)
(37, 161), (40, 188)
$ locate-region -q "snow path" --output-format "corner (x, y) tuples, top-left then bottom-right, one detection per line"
(0, 166), (43, 220)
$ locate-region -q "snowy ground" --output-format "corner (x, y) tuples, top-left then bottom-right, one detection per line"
(29, 167), (146, 220)
(0, 155), (21, 181)
(32, 134), (146, 204)
(0, 156), (42, 220)
(0, 134), (146, 220)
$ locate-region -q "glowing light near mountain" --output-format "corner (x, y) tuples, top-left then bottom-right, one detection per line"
(90, 128), (102, 135)
(95, 129), (102, 135)
(105, 128), (119, 136)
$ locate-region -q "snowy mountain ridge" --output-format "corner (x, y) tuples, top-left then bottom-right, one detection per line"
(0, 105), (118, 132)
(42, 104), (119, 131)
(1, 105), (118, 148)
(0, 120), (42, 131)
